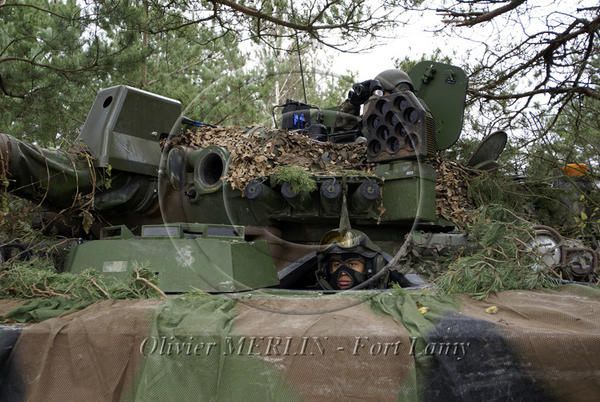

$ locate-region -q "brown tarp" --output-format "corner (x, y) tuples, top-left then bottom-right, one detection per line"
(232, 296), (416, 401)
(0, 286), (599, 401)
(1, 300), (159, 401)
(0, 300), (25, 316)
(459, 287), (600, 401)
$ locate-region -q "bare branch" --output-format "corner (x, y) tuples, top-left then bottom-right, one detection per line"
(211, 0), (319, 33)
(439, 0), (527, 27)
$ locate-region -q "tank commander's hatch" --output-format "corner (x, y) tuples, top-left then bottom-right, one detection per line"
(277, 251), (426, 290)
(466, 130), (508, 171)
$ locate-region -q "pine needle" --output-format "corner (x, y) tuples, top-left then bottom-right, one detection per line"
(435, 205), (559, 299)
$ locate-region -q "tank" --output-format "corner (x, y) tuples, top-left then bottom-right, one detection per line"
(2, 63), (600, 402)
(0, 61), (595, 291)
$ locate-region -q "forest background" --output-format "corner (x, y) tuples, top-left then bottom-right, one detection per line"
(1, 0), (597, 173)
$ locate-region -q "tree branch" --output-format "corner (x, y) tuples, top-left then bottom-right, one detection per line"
(439, 0), (527, 27)
(210, 0), (376, 34)
(0, 57), (98, 73)
(0, 74), (25, 99)
(0, 3), (74, 20)
(472, 86), (599, 101)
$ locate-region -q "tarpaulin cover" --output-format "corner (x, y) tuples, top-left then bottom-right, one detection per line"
(0, 285), (599, 401)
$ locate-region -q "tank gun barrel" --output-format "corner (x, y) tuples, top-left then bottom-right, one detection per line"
(0, 132), (163, 231)
(0, 85), (187, 234)
(0, 133), (94, 209)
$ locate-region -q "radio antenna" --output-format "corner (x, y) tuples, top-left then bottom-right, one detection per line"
(290, 2), (308, 104)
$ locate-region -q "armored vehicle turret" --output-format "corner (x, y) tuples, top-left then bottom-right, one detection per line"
(2, 61), (594, 291)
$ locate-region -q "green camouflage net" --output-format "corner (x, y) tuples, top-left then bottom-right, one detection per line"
(133, 292), (301, 401)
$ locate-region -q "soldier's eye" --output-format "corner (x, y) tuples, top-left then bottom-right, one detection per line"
(346, 260), (364, 271)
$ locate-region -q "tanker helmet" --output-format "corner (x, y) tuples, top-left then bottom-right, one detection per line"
(374, 69), (414, 92)
(316, 229), (386, 290)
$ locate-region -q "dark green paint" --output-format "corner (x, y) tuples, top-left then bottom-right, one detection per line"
(409, 61), (468, 150)
(375, 160), (437, 222)
(66, 224), (278, 292)
(80, 85), (182, 176)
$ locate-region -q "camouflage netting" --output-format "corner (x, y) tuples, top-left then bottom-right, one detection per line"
(165, 126), (372, 190)
(433, 157), (475, 229)
(168, 127), (476, 226)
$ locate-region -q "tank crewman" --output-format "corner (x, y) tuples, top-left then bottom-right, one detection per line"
(373, 69), (415, 94)
(315, 228), (389, 290)
(334, 79), (383, 132)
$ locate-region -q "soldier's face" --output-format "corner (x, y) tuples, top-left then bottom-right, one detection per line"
(329, 257), (365, 290)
